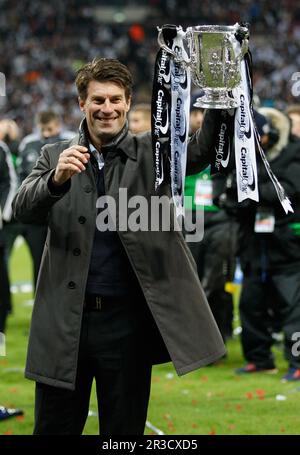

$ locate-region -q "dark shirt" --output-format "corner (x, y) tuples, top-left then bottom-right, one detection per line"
(85, 155), (140, 297)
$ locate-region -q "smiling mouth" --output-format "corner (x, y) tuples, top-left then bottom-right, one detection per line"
(96, 117), (117, 122)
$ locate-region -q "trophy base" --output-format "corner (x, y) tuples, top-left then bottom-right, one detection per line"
(193, 90), (238, 109)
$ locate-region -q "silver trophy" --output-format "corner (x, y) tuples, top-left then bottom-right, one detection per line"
(158, 23), (249, 109)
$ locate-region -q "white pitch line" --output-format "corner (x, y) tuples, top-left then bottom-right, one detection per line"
(146, 420), (165, 435)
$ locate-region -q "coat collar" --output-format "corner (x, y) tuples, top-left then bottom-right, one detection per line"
(70, 118), (137, 160)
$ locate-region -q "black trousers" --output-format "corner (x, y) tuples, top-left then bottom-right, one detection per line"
(33, 296), (152, 435)
(0, 245), (11, 333)
(239, 270), (300, 369)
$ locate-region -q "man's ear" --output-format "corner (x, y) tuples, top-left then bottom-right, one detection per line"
(78, 97), (85, 112)
(126, 96), (132, 113)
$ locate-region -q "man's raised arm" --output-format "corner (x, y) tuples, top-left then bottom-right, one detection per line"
(186, 110), (219, 175)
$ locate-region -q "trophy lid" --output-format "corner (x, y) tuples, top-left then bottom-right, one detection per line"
(187, 23), (249, 37)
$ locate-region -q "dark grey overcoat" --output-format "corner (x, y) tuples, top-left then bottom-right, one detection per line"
(12, 114), (226, 390)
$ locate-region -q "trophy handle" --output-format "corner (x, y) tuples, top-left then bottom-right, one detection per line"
(157, 27), (191, 65)
(234, 24), (249, 61)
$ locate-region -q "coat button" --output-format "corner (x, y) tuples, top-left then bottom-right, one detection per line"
(78, 216), (86, 224)
(73, 248), (81, 256)
(84, 185), (92, 193)
(68, 281), (76, 289)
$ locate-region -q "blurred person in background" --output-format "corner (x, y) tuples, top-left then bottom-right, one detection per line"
(0, 121), (19, 316)
(0, 405), (23, 421)
(189, 93), (204, 134)
(221, 108), (300, 381)
(0, 119), (20, 165)
(0, 135), (24, 422)
(3, 111), (75, 290)
(285, 104), (300, 139)
(18, 111), (75, 183)
(128, 103), (151, 134)
(12, 57), (225, 435)
(0, 136), (17, 333)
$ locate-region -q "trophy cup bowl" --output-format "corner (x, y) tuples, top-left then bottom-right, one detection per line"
(187, 24), (248, 109)
(157, 23), (249, 109)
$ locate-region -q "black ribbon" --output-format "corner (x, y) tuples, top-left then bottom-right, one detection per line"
(151, 26), (177, 191)
(210, 109), (235, 175)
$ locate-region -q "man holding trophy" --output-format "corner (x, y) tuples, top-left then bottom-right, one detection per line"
(11, 21), (295, 435)
(12, 53), (225, 434)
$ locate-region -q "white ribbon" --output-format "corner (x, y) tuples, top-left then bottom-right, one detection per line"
(169, 28), (191, 218)
(234, 59), (259, 203)
(254, 127), (293, 214)
(232, 34), (293, 214)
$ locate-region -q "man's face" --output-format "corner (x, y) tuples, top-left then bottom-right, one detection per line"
(189, 109), (204, 134)
(39, 120), (61, 139)
(129, 111), (151, 134)
(288, 113), (300, 138)
(79, 80), (131, 146)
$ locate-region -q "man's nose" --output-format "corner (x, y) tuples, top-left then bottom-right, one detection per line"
(102, 99), (113, 113)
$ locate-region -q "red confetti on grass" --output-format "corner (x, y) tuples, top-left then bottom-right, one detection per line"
(245, 392), (253, 400)
(200, 375), (208, 382)
(3, 429), (13, 435)
(228, 424), (236, 431)
(191, 399), (198, 406)
(280, 427), (285, 433)
(235, 404), (243, 411)
(256, 389), (265, 395)
(256, 389), (265, 400)
(208, 428), (216, 435)
(163, 413), (175, 432)
(0, 359), (8, 365)
(192, 423), (198, 429)
(8, 388), (18, 394)
(152, 376), (160, 383)
(164, 383), (174, 391)
(167, 420), (176, 433)
(16, 415), (25, 422)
